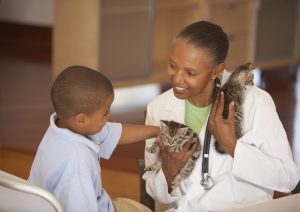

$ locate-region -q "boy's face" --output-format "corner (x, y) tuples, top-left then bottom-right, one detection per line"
(83, 94), (114, 135)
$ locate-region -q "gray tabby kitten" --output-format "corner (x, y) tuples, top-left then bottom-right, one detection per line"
(145, 120), (201, 190)
(215, 63), (254, 153)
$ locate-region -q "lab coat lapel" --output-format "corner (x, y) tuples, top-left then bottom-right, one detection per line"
(164, 94), (185, 124)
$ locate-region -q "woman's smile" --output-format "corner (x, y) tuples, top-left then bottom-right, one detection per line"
(173, 85), (187, 93)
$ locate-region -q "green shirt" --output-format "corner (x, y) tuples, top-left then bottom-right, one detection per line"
(185, 100), (212, 135)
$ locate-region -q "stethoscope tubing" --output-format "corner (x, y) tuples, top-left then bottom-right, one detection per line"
(201, 79), (221, 189)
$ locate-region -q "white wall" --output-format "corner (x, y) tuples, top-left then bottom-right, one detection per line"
(0, 0), (53, 26)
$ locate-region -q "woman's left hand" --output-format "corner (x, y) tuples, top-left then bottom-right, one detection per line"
(208, 92), (237, 157)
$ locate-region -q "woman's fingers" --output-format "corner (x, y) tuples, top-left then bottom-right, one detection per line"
(157, 135), (165, 150)
(210, 91), (220, 117)
(160, 136), (198, 162)
(189, 141), (198, 153)
(227, 101), (235, 123)
(215, 92), (225, 118)
(183, 139), (193, 150)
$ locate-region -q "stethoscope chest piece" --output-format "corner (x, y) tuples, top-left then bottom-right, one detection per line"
(200, 173), (214, 190)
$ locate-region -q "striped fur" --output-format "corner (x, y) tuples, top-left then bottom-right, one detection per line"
(145, 120), (201, 190)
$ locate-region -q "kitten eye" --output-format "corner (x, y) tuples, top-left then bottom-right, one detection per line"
(161, 134), (168, 141)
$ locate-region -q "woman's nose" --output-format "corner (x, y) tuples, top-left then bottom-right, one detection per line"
(172, 70), (184, 83)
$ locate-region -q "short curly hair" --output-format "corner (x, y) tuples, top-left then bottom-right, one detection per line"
(51, 66), (113, 119)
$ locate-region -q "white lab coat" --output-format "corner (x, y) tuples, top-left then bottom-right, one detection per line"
(143, 71), (300, 212)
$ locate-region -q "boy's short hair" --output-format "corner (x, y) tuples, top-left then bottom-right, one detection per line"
(51, 66), (113, 119)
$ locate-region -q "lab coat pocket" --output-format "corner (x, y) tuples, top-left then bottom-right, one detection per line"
(200, 174), (270, 211)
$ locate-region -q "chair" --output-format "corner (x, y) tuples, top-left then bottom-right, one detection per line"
(138, 159), (155, 211)
(0, 170), (64, 212)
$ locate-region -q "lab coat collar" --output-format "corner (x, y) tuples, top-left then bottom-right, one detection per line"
(164, 89), (185, 123)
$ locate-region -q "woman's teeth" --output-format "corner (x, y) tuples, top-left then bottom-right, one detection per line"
(175, 87), (186, 91)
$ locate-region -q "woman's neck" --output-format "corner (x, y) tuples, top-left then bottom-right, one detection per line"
(188, 95), (213, 107)
(188, 82), (215, 107)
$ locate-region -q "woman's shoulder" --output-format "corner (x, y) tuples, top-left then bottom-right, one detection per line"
(247, 86), (271, 99)
(245, 86), (275, 109)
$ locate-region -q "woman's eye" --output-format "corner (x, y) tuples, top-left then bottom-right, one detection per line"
(168, 62), (176, 70)
(187, 71), (195, 76)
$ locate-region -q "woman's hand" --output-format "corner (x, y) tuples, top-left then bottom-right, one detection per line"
(208, 92), (237, 157)
(157, 136), (198, 192)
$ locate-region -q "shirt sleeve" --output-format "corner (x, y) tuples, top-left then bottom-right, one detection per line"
(89, 122), (122, 159)
(232, 89), (300, 192)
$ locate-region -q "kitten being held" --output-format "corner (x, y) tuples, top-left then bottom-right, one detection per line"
(215, 63), (254, 153)
(145, 120), (201, 190)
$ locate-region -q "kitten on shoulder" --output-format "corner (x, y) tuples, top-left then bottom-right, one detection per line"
(215, 62), (254, 153)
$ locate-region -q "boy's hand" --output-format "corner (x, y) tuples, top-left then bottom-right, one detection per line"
(158, 136), (198, 192)
(208, 92), (237, 157)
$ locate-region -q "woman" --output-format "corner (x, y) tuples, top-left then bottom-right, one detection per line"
(143, 21), (299, 211)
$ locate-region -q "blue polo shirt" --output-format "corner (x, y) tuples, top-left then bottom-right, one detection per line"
(28, 113), (122, 212)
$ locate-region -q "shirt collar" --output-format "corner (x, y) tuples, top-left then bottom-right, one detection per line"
(49, 113), (101, 154)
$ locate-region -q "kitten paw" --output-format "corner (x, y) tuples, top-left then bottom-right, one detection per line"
(171, 184), (177, 191)
(146, 147), (157, 154)
(144, 166), (155, 171)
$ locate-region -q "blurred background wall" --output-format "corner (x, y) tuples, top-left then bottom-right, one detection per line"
(0, 0), (53, 26)
(0, 0), (299, 201)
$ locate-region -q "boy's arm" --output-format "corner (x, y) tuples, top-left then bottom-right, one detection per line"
(119, 124), (160, 145)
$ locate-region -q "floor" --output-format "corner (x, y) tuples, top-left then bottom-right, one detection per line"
(0, 22), (299, 201)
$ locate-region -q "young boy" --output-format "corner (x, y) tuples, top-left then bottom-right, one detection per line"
(28, 66), (158, 212)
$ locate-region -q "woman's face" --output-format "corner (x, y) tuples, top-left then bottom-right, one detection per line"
(167, 40), (220, 106)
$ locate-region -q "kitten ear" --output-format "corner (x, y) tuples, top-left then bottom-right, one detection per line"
(178, 127), (189, 135)
(160, 120), (168, 131)
(246, 62), (255, 70)
(245, 62), (251, 69)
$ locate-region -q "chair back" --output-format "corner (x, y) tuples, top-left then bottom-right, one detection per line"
(138, 159), (155, 210)
(0, 170), (64, 212)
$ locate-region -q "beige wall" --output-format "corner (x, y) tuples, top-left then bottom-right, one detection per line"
(52, 0), (100, 79)
(0, 0), (53, 26)
(52, 0), (300, 84)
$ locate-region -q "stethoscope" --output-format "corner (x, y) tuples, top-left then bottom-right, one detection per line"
(200, 78), (221, 190)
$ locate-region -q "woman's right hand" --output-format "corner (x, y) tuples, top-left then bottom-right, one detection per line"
(157, 136), (198, 192)
(208, 91), (237, 157)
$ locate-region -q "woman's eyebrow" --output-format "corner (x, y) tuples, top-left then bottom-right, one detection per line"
(168, 57), (175, 63)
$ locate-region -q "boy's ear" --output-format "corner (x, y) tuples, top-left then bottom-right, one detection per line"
(74, 113), (88, 126)
(211, 63), (225, 79)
